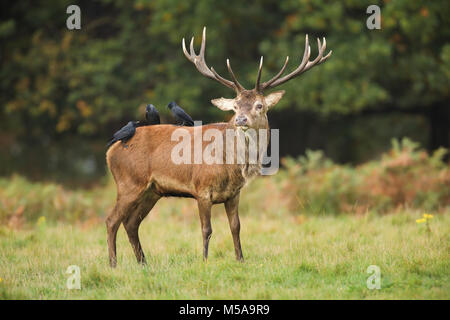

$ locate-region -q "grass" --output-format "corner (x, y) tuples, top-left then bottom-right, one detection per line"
(0, 205), (449, 299)
(0, 140), (448, 299)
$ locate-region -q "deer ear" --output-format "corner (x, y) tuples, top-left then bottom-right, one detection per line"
(211, 98), (235, 111)
(264, 90), (285, 109)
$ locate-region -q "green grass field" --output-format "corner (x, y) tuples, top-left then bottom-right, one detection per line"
(0, 205), (448, 299)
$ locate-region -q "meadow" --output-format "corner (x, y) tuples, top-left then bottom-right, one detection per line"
(0, 139), (448, 299)
(0, 209), (448, 299)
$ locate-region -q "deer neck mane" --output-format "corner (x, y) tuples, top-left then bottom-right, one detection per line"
(223, 119), (270, 182)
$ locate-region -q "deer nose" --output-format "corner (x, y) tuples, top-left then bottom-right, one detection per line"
(235, 115), (248, 126)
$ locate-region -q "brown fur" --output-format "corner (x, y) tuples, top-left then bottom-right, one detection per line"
(105, 119), (267, 266)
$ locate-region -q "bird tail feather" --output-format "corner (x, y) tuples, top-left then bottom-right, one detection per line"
(106, 139), (116, 148)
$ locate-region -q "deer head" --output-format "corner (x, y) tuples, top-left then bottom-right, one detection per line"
(182, 27), (332, 130)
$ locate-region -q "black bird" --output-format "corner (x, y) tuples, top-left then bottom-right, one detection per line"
(145, 104), (160, 125)
(107, 121), (139, 148)
(168, 101), (194, 126)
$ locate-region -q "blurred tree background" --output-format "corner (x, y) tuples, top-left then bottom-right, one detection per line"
(1, 0), (449, 187)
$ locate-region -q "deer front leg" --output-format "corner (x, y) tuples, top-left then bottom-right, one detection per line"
(224, 193), (244, 261)
(197, 199), (212, 261)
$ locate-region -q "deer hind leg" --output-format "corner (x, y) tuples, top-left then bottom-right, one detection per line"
(123, 191), (160, 265)
(106, 198), (132, 267)
(106, 190), (143, 267)
(225, 193), (244, 261)
(106, 211), (121, 268)
(197, 199), (213, 261)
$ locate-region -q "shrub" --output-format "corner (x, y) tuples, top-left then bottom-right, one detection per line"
(280, 138), (449, 214)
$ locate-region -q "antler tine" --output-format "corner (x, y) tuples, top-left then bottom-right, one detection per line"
(261, 34), (310, 90)
(317, 37), (332, 64)
(182, 37), (190, 60)
(259, 55), (289, 91)
(263, 34), (332, 90)
(255, 56), (264, 92)
(189, 37), (196, 56)
(320, 50), (333, 63)
(181, 27), (243, 92)
(304, 37), (325, 71)
(226, 59), (245, 92)
(200, 26), (206, 57)
(210, 67), (238, 89)
(295, 34), (312, 73)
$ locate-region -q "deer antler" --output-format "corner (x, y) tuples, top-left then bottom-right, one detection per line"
(182, 27), (246, 93)
(256, 34), (332, 92)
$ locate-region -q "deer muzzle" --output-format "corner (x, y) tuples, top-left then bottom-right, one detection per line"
(235, 115), (248, 128)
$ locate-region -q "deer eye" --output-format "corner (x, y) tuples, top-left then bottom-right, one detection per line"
(255, 103), (263, 110)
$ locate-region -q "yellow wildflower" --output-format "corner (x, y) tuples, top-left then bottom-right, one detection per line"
(37, 216), (46, 227)
(423, 214), (433, 219)
(416, 218), (426, 224)
(0, 277), (2, 283)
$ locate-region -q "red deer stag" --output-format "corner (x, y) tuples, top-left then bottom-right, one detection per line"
(105, 27), (331, 267)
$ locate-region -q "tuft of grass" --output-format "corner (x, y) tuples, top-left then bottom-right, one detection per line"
(0, 210), (448, 299)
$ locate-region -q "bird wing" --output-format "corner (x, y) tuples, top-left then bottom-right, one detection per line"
(153, 112), (161, 124)
(174, 106), (194, 126)
(113, 122), (135, 140)
(146, 108), (161, 125)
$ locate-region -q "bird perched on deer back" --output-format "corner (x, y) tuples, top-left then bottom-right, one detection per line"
(145, 104), (160, 125)
(168, 101), (194, 126)
(107, 121), (139, 148)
